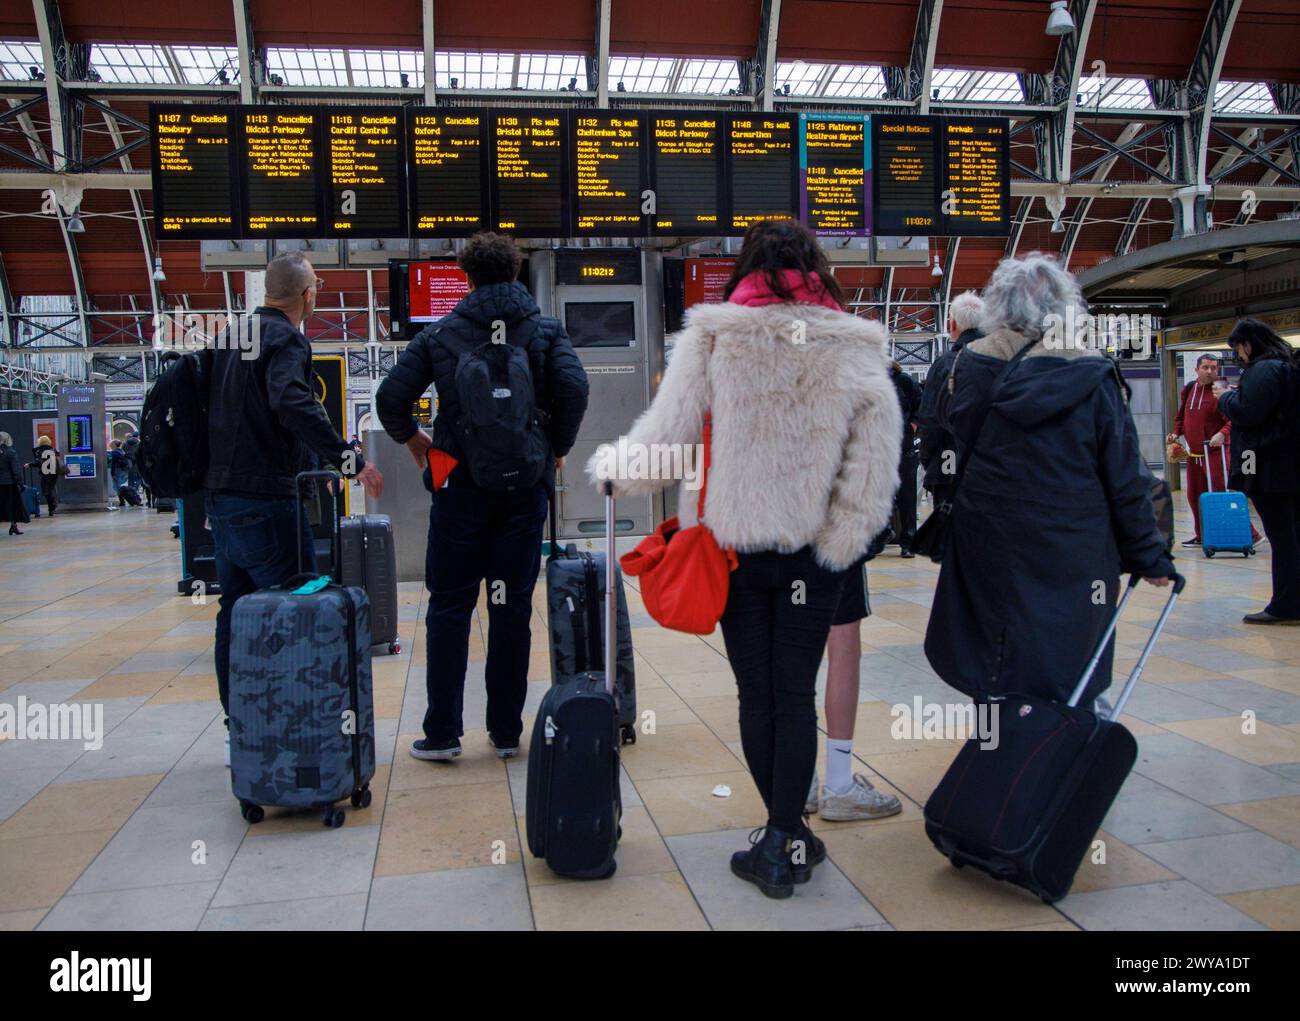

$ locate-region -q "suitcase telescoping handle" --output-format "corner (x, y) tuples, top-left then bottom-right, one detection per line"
(1203, 442), (1230, 494)
(1067, 571), (1187, 715)
(294, 470), (344, 578)
(603, 481), (616, 696)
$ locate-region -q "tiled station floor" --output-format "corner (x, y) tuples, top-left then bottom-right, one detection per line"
(1, 497), (1298, 931)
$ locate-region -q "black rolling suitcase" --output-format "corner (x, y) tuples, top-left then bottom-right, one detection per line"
(545, 498), (637, 744)
(525, 482), (622, 879)
(924, 571), (1185, 903)
(340, 512), (401, 655)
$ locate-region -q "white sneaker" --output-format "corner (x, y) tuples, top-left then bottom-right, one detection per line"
(820, 774), (902, 821)
(805, 772), (820, 815)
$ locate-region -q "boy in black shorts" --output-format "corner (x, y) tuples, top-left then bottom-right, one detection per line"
(805, 553), (904, 821)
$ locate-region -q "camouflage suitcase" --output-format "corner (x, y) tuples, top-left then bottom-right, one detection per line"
(545, 499), (637, 745)
(228, 472), (376, 827)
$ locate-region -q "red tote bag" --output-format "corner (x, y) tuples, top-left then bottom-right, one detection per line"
(619, 411), (738, 635)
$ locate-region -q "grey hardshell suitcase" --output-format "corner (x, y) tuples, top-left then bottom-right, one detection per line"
(545, 499), (637, 744)
(340, 512), (401, 655)
(228, 471), (376, 828)
(526, 483), (623, 879)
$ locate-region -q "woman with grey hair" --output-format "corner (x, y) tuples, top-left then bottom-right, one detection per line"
(924, 253), (1174, 708)
(0, 431), (26, 535)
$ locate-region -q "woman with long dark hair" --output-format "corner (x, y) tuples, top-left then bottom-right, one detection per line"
(1219, 319), (1300, 623)
(590, 219), (901, 898)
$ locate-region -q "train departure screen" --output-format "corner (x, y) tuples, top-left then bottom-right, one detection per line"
(873, 116), (939, 234)
(324, 108), (405, 237)
(150, 105), (238, 239)
(649, 115), (723, 236)
(800, 113), (869, 236)
(942, 118), (1010, 235)
(727, 114), (797, 233)
(572, 113), (646, 236)
(407, 109), (488, 236)
(491, 110), (568, 237)
(240, 107), (324, 236)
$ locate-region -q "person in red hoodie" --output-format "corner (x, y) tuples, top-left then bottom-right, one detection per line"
(1168, 352), (1261, 546)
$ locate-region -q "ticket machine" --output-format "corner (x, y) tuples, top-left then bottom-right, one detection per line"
(56, 383), (111, 510)
(530, 247), (665, 539)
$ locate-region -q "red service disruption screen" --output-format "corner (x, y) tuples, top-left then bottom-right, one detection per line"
(407, 262), (471, 322)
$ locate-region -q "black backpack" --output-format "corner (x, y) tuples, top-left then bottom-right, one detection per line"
(138, 347), (213, 498)
(451, 334), (549, 491)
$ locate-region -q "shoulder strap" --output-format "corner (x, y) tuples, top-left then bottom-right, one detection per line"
(698, 335), (716, 523)
(947, 339), (1036, 497)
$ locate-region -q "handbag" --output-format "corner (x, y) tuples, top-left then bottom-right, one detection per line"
(619, 339), (738, 634)
(911, 339), (1037, 563)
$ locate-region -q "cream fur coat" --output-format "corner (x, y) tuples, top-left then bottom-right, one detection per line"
(587, 301), (902, 571)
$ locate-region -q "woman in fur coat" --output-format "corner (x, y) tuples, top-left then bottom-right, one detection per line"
(589, 219), (901, 899)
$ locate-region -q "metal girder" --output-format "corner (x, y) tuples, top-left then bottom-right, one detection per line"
(1050, 0), (1097, 183)
(1207, 125), (1300, 185)
(0, 96), (56, 172)
(233, 0), (257, 104)
(907, 0), (943, 114)
(0, 254), (14, 347)
(74, 94), (149, 172)
(99, 102), (161, 320)
(754, 0), (782, 111)
(593, 0), (611, 108)
(1062, 120), (1146, 267)
(1186, 0), (1244, 214)
(422, 0), (436, 104)
(0, 171), (150, 190)
(1072, 120), (1176, 182)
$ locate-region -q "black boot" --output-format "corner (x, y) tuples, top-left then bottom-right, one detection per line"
(790, 821), (827, 885)
(731, 825), (798, 899)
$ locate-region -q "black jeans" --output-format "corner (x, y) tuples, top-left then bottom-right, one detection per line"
(1253, 490), (1300, 619)
(720, 547), (847, 831)
(206, 491), (315, 714)
(423, 481), (548, 743)
(894, 454), (919, 548)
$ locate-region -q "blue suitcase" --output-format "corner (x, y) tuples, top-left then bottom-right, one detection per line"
(228, 472), (376, 827)
(1199, 446), (1255, 558)
(21, 485), (40, 519)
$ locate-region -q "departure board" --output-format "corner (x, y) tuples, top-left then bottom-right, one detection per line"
(799, 113), (869, 236)
(240, 107), (325, 237)
(649, 114), (724, 236)
(571, 113), (646, 236)
(323, 108), (405, 237)
(150, 105), (239, 239)
(872, 114), (1010, 236)
(872, 115), (940, 234)
(726, 114), (798, 234)
(407, 108), (489, 236)
(490, 109), (569, 237)
(942, 118), (1010, 236)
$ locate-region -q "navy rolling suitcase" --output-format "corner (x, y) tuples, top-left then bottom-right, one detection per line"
(545, 498), (637, 744)
(228, 471), (376, 828)
(1199, 445), (1255, 558)
(340, 512), (401, 655)
(924, 572), (1185, 903)
(526, 483), (622, 879)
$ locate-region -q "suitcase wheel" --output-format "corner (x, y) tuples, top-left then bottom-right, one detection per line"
(388, 641), (401, 655)
(620, 723), (637, 746)
(323, 807), (346, 828)
(240, 800), (264, 824)
(1246, 546), (1256, 557)
(1204, 547), (1215, 558)
(350, 785), (372, 809)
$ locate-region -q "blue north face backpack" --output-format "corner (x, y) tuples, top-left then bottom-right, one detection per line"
(452, 339), (549, 490)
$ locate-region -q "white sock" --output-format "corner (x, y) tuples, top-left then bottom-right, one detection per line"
(826, 739), (855, 795)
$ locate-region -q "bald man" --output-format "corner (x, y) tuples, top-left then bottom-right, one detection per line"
(205, 252), (382, 761)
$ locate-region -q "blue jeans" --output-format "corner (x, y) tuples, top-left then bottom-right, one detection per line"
(206, 491), (315, 714)
(424, 481), (548, 743)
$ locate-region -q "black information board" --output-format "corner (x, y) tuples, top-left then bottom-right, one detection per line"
(150, 105), (239, 239)
(799, 113), (868, 236)
(239, 106), (326, 237)
(649, 113), (725, 237)
(726, 113), (798, 234)
(407, 108), (490, 236)
(323, 108), (405, 237)
(872, 114), (1009, 236)
(490, 109), (569, 237)
(571, 112), (647, 237)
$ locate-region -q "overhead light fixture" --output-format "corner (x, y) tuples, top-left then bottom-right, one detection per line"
(449, 76), (459, 89)
(1046, 1), (1075, 37)
(616, 81), (625, 92)
(931, 254), (944, 278)
(66, 213), (85, 233)
(932, 87), (940, 101)
(1051, 217), (1065, 233)
(152, 256), (166, 283)
(400, 72), (410, 88)
(568, 77), (578, 91)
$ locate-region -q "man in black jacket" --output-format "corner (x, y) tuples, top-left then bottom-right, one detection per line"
(205, 251), (384, 740)
(377, 233), (589, 761)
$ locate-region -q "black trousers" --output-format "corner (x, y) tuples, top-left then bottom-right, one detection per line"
(1253, 490), (1300, 619)
(894, 454), (919, 548)
(719, 547), (846, 831)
